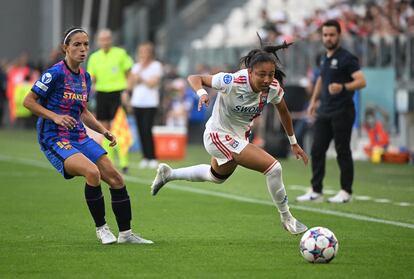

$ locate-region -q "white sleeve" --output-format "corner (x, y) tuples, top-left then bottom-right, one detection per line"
(211, 72), (234, 94)
(131, 64), (139, 74)
(154, 61), (163, 77)
(269, 81), (285, 104)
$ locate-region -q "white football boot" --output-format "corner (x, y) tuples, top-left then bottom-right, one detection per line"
(295, 188), (323, 202)
(96, 224), (117, 244)
(151, 163), (172, 196)
(328, 190), (352, 203)
(148, 159), (159, 169)
(117, 230), (154, 244)
(139, 159), (149, 169)
(281, 213), (308, 235)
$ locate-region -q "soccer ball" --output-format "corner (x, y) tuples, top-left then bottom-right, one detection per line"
(299, 227), (339, 263)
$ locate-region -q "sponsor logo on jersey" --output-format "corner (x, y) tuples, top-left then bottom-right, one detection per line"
(233, 105), (260, 113)
(41, 73), (53, 84)
(223, 74), (233, 84)
(35, 81), (48, 92)
(63, 92), (87, 101)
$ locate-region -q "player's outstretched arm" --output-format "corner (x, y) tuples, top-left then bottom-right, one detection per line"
(187, 74), (213, 111)
(274, 100), (308, 166)
(187, 74), (213, 89)
(81, 108), (117, 146)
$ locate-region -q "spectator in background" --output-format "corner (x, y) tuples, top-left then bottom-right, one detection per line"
(165, 78), (192, 127)
(363, 105), (390, 158)
(397, 0), (414, 32)
(0, 60), (7, 127)
(6, 53), (35, 125)
(158, 63), (180, 124)
(87, 29), (133, 174)
(127, 42), (163, 169)
(14, 73), (34, 128)
(296, 20), (366, 203)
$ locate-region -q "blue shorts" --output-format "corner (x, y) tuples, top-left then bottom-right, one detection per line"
(40, 137), (107, 179)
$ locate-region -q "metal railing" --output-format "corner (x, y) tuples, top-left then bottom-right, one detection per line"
(186, 34), (414, 86)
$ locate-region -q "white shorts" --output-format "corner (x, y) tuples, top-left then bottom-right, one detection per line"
(203, 129), (249, 166)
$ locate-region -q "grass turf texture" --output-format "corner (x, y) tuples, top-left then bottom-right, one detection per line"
(0, 130), (413, 278)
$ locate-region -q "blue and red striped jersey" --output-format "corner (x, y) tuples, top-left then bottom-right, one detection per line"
(31, 60), (91, 145)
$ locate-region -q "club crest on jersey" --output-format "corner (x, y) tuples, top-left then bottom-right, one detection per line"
(223, 74), (232, 84)
(41, 73), (52, 84)
(225, 135), (239, 148)
(330, 59), (338, 69)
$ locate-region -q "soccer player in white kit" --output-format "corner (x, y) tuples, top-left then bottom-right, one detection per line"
(151, 42), (308, 234)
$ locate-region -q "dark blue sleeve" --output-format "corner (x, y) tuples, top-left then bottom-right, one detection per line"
(31, 68), (59, 99)
(85, 71), (92, 102)
(345, 54), (360, 76)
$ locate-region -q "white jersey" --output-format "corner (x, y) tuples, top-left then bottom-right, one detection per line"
(206, 69), (284, 139)
(130, 60), (163, 108)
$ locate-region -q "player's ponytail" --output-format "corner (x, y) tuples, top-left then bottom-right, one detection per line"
(240, 33), (292, 86)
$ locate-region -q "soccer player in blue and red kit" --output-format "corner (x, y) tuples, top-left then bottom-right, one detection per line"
(24, 27), (153, 245)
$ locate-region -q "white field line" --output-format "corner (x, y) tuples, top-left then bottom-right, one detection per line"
(1, 154), (413, 230)
(289, 184), (412, 207)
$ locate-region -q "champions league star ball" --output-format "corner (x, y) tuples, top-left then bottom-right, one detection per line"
(300, 227), (339, 263)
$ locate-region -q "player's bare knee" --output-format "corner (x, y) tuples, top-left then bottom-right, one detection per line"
(85, 166), (101, 184)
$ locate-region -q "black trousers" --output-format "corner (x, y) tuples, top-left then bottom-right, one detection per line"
(310, 105), (355, 194)
(133, 107), (157, 160)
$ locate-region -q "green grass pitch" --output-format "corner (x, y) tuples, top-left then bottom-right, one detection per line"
(0, 130), (413, 278)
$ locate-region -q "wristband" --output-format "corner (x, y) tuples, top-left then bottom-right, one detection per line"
(342, 83), (346, 91)
(288, 135), (297, 145)
(196, 88), (208, 98)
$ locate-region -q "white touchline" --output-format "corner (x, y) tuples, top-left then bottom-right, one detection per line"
(1, 154), (413, 230)
(289, 184), (411, 207)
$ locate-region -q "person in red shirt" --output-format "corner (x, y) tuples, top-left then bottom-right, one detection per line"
(363, 106), (390, 157)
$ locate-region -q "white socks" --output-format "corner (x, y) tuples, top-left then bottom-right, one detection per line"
(170, 164), (224, 184)
(265, 161), (290, 216)
(166, 161), (289, 217)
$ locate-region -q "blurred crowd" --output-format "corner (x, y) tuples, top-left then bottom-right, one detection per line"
(0, 48), (221, 136)
(259, 0), (414, 44)
(1, 0), (409, 160)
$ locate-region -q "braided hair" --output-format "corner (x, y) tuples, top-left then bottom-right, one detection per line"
(240, 33), (293, 86)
